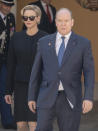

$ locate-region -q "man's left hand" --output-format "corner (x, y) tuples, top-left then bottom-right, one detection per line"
(82, 100), (93, 114)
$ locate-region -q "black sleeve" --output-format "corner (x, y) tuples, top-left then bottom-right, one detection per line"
(5, 34), (16, 95)
(28, 41), (43, 101)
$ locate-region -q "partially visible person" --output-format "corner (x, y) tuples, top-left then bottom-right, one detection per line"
(28, 8), (95, 131)
(23, 0), (56, 34)
(0, 0), (16, 129)
(5, 5), (47, 131)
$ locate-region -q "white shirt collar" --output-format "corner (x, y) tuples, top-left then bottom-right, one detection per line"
(0, 11), (5, 19)
(40, 0), (53, 21)
(56, 31), (72, 41)
(41, 0), (47, 6)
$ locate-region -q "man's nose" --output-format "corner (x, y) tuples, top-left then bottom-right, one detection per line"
(61, 22), (66, 26)
(6, 6), (11, 10)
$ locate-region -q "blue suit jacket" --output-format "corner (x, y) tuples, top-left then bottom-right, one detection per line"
(28, 32), (95, 110)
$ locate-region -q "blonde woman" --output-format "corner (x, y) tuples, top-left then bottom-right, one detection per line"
(5, 5), (47, 131)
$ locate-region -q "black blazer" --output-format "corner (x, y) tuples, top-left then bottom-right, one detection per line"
(28, 32), (95, 110)
(5, 30), (47, 95)
(23, 0), (56, 34)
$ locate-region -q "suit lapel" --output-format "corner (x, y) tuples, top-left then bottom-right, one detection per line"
(39, 1), (46, 14)
(46, 32), (77, 68)
(61, 32), (77, 67)
(48, 32), (59, 68)
(39, 1), (49, 17)
(0, 16), (6, 28)
(39, 0), (53, 21)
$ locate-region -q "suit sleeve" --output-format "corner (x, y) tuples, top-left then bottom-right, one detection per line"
(12, 13), (16, 30)
(83, 40), (95, 101)
(28, 41), (43, 102)
(9, 13), (16, 31)
(5, 34), (16, 95)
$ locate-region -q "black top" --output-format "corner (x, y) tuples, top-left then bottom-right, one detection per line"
(5, 30), (47, 95)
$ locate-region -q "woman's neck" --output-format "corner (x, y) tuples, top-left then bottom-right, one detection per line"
(26, 26), (38, 36)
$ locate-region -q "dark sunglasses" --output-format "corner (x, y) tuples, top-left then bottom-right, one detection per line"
(22, 16), (37, 21)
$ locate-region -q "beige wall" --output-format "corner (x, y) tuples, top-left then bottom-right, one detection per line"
(16, 0), (98, 81)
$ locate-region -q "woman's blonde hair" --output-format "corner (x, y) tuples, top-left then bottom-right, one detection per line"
(21, 5), (42, 18)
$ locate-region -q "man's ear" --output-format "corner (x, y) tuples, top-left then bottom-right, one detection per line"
(71, 18), (74, 27)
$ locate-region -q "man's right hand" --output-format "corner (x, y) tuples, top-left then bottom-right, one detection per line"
(28, 101), (36, 113)
(5, 95), (12, 104)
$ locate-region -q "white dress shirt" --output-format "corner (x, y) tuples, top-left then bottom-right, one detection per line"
(55, 31), (74, 108)
(40, 0), (53, 21)
(0, 11), (6, 25)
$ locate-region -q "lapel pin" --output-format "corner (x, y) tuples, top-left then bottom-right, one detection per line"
(10, 23), (12, 26)
(48, 43), (51, 46)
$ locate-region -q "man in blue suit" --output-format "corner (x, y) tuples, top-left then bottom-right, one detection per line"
(28, 8), (95, 131)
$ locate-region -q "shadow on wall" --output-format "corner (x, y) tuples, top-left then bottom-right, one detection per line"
(76, 0), (98, 11)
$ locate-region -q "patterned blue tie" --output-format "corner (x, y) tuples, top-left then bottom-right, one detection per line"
(58, 36), (65, 66)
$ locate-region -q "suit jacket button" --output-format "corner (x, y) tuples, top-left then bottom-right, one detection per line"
(58, 72), (61, 75)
